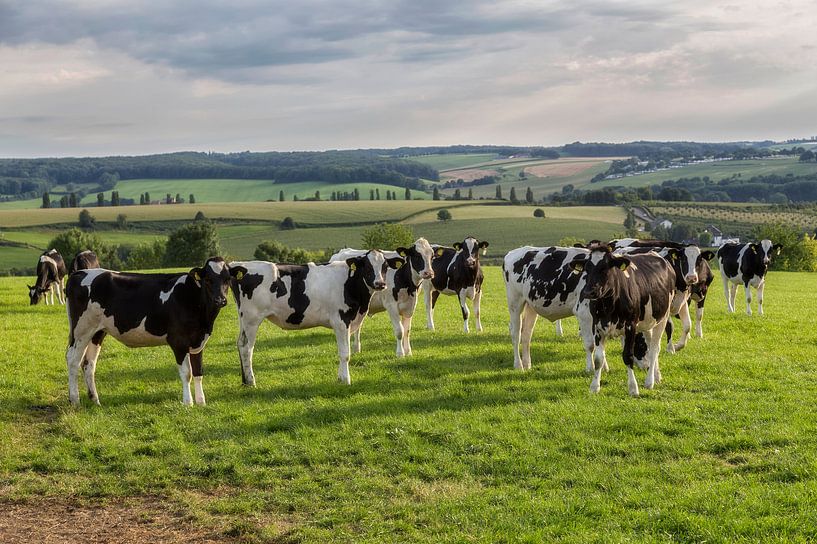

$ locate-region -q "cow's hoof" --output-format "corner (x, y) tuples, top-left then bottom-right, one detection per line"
(338, 376), (351, 385)
(590, 382), (601, 394)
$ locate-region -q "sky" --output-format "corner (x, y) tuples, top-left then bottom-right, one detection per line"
(1, 0), (816, 157)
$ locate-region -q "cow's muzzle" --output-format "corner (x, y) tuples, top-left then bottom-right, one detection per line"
(421, 270), (434, 280)
(217, 297), (228, 308)
(373, 281), (386, 290)
(684, 274), (699, 285)
(466, 258), (476, 267)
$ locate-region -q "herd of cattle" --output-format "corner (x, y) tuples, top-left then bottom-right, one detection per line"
(26, 235), (782, 405)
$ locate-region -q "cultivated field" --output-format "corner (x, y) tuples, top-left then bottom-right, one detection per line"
(1, 267), (816, 542)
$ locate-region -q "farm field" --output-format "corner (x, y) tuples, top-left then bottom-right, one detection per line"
(649, 203), (817, 237)
(2, 267), (817, 542)
(409, 153), (498, 170)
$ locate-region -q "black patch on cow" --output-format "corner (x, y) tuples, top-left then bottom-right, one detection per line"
(391, 261), (417, 301)
(339, 266), (374, 327)
(69, 250), (100, 274)
(277, 265), (310, 325)
(239, 273), (265, 300)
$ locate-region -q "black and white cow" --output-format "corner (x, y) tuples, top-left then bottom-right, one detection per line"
(229, 250), (404, 387)
(330, 238), (434, 357)
(689, 258), (714, 338)
(611, 240), (714, 352)
(65, 257), (242, 406)
(69, 250), (100, 273)
(717, 239), (782, 315)
(424, 237), (489, 332)
(503, 245), (593, 371)
(571, 248), (676, 396)
(28, 249), (67, 305)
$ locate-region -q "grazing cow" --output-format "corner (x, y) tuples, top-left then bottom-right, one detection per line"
(503, 245), (595, 371)
(571, 248), (676, 396)
(229, 250), (404, 386)
(69, 250), (100, 273)
(717, 239), (782, 315)
(424, 237), (489, 332)
(65, 257), (243, 406)
(611, 240), (714, 352)
(28, 249), (67, 305)
(330, 238), (435, 356)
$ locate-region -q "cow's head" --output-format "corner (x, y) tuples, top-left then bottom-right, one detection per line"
(27, 285), (49, 305)
(752, 239), (782, 266)
(188, 257), (246, 309)
(395, 238), (435, 281)
(346, 250), (404, 292)
(663, 244), (713, 286)
(452, 237), (489, 267)
(571, 249), (633, 301)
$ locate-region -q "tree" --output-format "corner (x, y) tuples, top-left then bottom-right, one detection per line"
(467, 188), (473, 200)
(376, 188), (381, 200)
(166, 193), (172, 204)
(163, 221), (221, 267)
(315, 190), (321, 200)
(69, 192), (77, 207)
(281, 216), (296, 229)
(533, 208), (545, 218)
(799, 150), (815, 162)
(194, 211), (206, 221)
(360, 222), (414, 250)
(354, 188), (360, 201)
(562, 184), (574, 194)
(111, 191), (120, 206)
(386, 191), (392, 201)
(453, 189), (462, 200)
(437, 209), (452, 222)
(78, 209), (95, 229)
(405, 187), (411, 200)
(495, 185), (502, 199)
(525, 187), (534, 203)
(175, 193), (182, 204)
(144, 192), (151, 204)
(189, 194), (196, 204)
(279, 190), (285, 202)
(116, 214), (128, 230)
(509, 187), (519, 204)
(60, 195), (69, 208)
(97, 192), (104, 207)
(433, 186), (440, 200)
(42, 192), (50, 209)
(623, 209), (637, 236)
(128, 239), (167, 269)
(370, 189), (375, 200)
(48, 228), (123, 270)
(697, 231), (713, 247)
(254, 240), (331, 264)
(139, 194), (145, 205)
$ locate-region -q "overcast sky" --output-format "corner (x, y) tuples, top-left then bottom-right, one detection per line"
(1, 0), (815, 157)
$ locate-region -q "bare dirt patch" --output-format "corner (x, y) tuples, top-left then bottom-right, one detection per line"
(0, 497), (238, 544)
(524, 161), (601, 178)
(440, 168), (499, 182)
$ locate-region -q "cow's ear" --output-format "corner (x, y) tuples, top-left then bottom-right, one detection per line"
(607, 243), (617, 252)
(387, 257), (405, 270)
(395, 247), (408, 258)
(667, 249), (679, 262)
(435, 247), (445, 257)
(570, 259), (586, 274)
(479, 241), (489, 249)
(345, 257), (360, 275)
(189, 267), (203, 283)
(27, 284), (33, 290)
(572, 243), (586, 248)
(750, 244), (758, 253)
(452, 242), (462, 250)
(701, 250), (715, 261)
(612, 257), (631, 271)
(773, 243), (783, 254)
(229, 266), (248, 281)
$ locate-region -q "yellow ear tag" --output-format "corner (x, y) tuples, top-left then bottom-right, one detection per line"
(752, 246), (757, 253)
(399, 251), (406, 257)
(436, 248), (444, 256)
(350, 263), (357, 271)
(619, 262), (628, 271)
(394, 261), (403, 269)
(194, 271), (201, 281)
(776, 248), (781, 255)
(670, 253), (676, 261)
(235, 271), (244, 280)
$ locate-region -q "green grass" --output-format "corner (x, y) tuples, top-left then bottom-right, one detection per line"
(79, 179), (430, 206)
(591, 157), (817, 189)
(409, 153), (498, 171)
(1, 268), (816, 541)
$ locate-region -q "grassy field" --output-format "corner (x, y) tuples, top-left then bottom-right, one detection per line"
(1, 267), (816, 542)
(78, 179), (430, 206)
(409, 153), (498, 171)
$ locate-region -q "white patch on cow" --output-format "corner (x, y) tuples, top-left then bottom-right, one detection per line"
(113, 316), (167, 347)
(80, 268), (107, 289)
(159, 275), (187, 303)
(193, 376), (206, 405)
(682, 245), (701, 283)
(208, 260), (225, 274)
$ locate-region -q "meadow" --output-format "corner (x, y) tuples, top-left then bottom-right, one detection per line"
(1, 266), (816, 542)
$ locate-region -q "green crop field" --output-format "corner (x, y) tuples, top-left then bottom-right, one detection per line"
(1, 267), (816, 542)
(591, 158), (817, 189)
(409, 153), (498, 171)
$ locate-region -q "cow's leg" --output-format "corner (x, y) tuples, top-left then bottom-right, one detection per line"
(744, 282), (753, 316)
(554, 319), (563, 337)
(519, 304), (538, 371)
(729, 283), (738, 313)
(458, 289), (471, 333)
(672, 300), (692, 352)
(576, 310), (596, 374)
(401, 315), (413, 356)
(646, 318), (667, 389)
(56, 280), (66, 305)
(66, 336), (92, 406)
(388, 310), (406, 357)
(48, 284), (55, 305)
(335, 326), (352, 385)
(722, 275), (733, 313)
(177, 352), (193, 406)
(621, 324), (640, 396)
(695, 299), (705, 338)
(425, 287), (437, 331)
(757, 281), (765, 316)
(591, 336), (609, 393)
(81, 331), (106, 405)
(508, 297), (524, 370)
(473, 287), (483, 332)
(189, 351), (206, 406)
(353, 324), (362, 354)
(237, 317), (262, 387)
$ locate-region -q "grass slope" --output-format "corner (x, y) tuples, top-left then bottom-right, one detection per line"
(409, 154), (498, 171)
(1, 268), (816, 542)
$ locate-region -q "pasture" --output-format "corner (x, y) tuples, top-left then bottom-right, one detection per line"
(1, 267), (816, 542)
